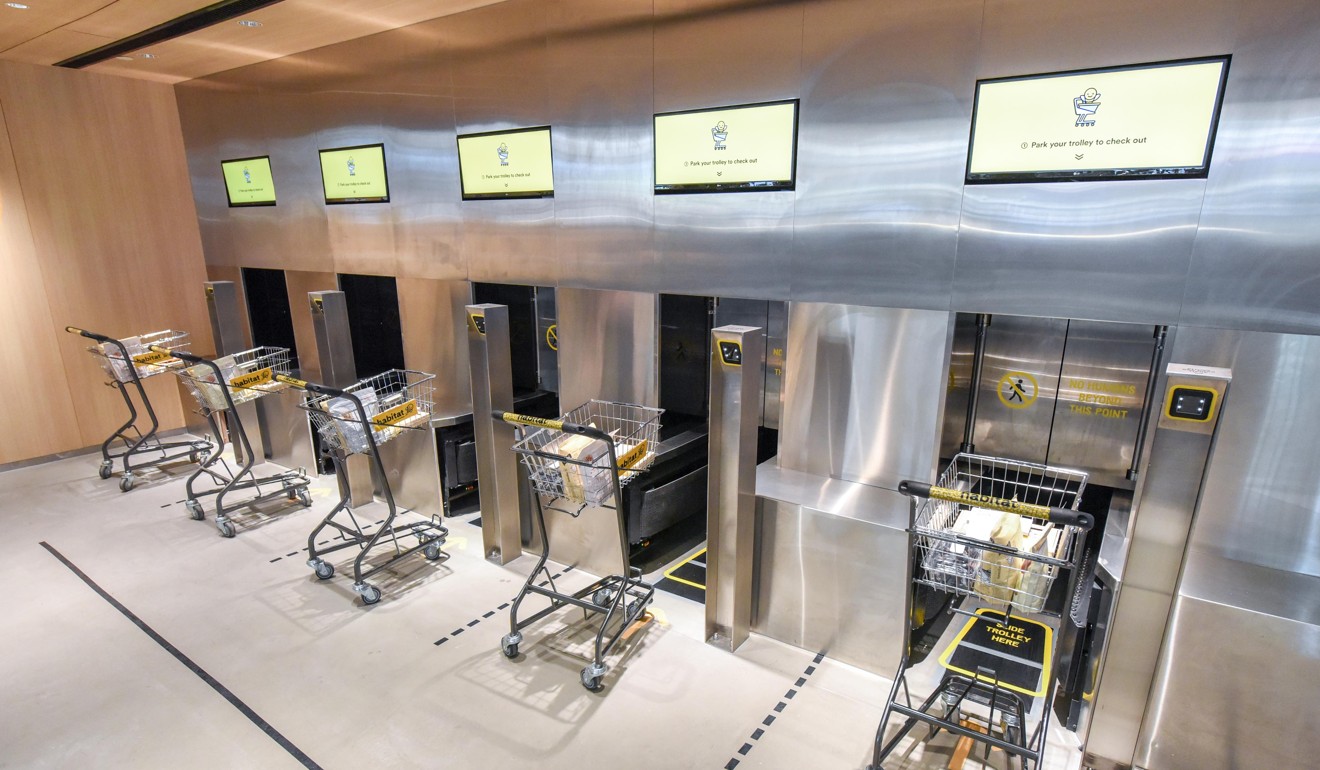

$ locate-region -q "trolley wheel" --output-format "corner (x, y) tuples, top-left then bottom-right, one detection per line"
(98, 461), (113, 480)
(217, 520), (236, 538)
(119, 475), (135, 493)
(184, 500), (205, 521)
(189, 449), (202, 464)
(424, 541), (446, 561)
(591, 588), (616, 608)
(500, 632), (522, 659)
(312, 560), (334, 580)
(358, 585), (382, 606)
(580, 664), (607, 693)
(296, 488), (312, 507)
(627, 598), (647, 620)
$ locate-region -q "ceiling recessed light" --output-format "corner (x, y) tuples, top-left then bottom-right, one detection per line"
(139, 53), (158, 59)
(115, 56), (134, 61)
(6, 3), (30, 9)
(237, 19), (262, 27)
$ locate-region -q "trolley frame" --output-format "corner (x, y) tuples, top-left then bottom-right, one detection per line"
(868, 453), (1095, 770)
(495, 401), (662, 693)
(159, 346), (311, 537)
(67, 327), (212, 491)
(278, 372), (448, 606)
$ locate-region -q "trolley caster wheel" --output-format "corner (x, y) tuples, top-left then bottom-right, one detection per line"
(357, 584), (382, 606)
(580, 663), (608, 693)
(591, 588), (616, 608)
(119, 475), (135, 493)
(423, 542), (446, 561)
(296, 489), (312, 508)
(627, 598), (647, 620)
(217, 521), (236, 538)
(500, 632), (522, 659)
(311, 560), (334, 580)
(184, 500), (205, 521)
(98, 461), (113, 480)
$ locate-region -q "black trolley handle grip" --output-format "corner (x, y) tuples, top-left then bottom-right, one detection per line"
(148, 343), (199, 363)
(273, 374), (345, 397)
(898, 479), (1094, 531)
(492, 410), (611, 442)
(66, 326), (114, 344)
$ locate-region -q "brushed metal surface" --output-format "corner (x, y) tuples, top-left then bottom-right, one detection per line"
(398, 278), (473, 419)
(534, 287), (559, 399)
(705, 325), (764, 651)
(555, 287), (659, 410)
(283, 270), (338, 383)
(204, 282), (247, 356)
(969, 315), (1067, 466)
(777, 303), (952, 490)
(376, 421), (443, 518)
(1047, 321), (1155, 488)
(752, 497), (909, 675)
(308, 290), (371, 505)
(792, 0), (975, 308)
(466, 304), (521, 563)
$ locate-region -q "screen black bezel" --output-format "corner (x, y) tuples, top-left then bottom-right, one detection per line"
(965, 55), (1231, 184)
(456, 125), (555, 201)
(221, 154), (277, 208)
(653, 98), (800, 195)
(318, 143), (390, 204)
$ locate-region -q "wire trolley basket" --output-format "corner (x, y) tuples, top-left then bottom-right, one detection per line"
(913, 453), (1089, 616)
(177, 346), (295, 413)
(87, 329), (191, 383)
(303, 369), (435, 456)
(511, 400), (662, 508)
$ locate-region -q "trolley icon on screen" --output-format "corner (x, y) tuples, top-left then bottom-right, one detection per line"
(497, 143), (509, 166)
(712, 120), (728, 150)
(1074, 87), (1101, 127)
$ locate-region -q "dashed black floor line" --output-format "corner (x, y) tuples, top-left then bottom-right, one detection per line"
(723, 652), (826, 769)
(432, 568), (569, 646)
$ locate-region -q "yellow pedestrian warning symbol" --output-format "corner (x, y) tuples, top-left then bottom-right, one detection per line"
(997, 371), (1039, 409)
(545, 324), (558, 351)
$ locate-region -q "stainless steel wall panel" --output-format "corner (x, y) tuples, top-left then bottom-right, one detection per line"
(968, 316), (1066, 465)
(397, 278), (473, 419)
(777, 303), (952, 490)
(1181, 0), (1320, 335)
(791, 0), (976, 309)
(556, 287), (659, 410)
(283, 270), (338, 382)
(752, 498), (909, 674)
(548, 0), (655, 291)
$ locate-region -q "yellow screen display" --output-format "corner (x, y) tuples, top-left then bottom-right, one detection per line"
(221, 156), (276, 206)
(319, 144), (389, 203)
(654, 100), (798, 192)
(457, 127), (554, 199)
(968, 57), (1229, 181)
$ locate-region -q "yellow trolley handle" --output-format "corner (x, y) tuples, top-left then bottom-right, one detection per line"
(898, 480), (1094, 531)
(274, 373), (344, 397)
(148, 344), (200, 364)
(492, 411), (611, 442)
(65, 326), (113, 343)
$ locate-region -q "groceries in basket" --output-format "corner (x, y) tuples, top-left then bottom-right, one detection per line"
(99, 336), (143, 381)
(183, 355), (239, 412)
(543, 429), (613, 504)
(326, 388), (379, 454)
(921, 503), (1065, 609)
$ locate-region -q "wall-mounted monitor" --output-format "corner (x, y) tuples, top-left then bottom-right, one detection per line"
(967, 56), (1230, 183)
(318, 143), (389, 204)
(654, 99), (799, 194)
(220, 155), (277, 207)
(456, 126), (554, 200)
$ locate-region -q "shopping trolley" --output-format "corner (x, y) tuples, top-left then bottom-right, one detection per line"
(154, 345), (312, 538)
(867, 453), (1094, 770)
(277, 370), (447, 606)
(66, 327), (213, 492)
(495, 400), (663, 692)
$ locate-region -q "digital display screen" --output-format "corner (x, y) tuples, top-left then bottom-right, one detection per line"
(967, 56), (1230, 183)
(221, 156), (276, 207)
(318, 143), (389, 204)
(457, 126), (554, 200)
(654, 99), (798, 193)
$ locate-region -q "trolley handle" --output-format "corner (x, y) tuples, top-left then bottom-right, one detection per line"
(65, 326), (114, 344)
(148, 344), (200, 363)
(274, 374), (344, 397)
(493, 410), (612, 443)
(898, 480), (1094, 531)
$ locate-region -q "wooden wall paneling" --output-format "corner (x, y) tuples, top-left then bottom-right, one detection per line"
(0, 95), (84, 464)
(0, 62), (212, 449)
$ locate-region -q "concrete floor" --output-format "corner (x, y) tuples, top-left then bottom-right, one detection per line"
(0, 445), (1085, 770)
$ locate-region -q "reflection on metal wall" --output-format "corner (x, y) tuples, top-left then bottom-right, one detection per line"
(555, 287), (658, 409)
(175, 0), (1320, 335)
(969, 316), (1067, 466)
(777, 303), (952, 491)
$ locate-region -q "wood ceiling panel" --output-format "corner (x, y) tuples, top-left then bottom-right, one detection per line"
(0, 0), (113, 54)
(0, 28), (114, 66)
(66, 0), (217, 39)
